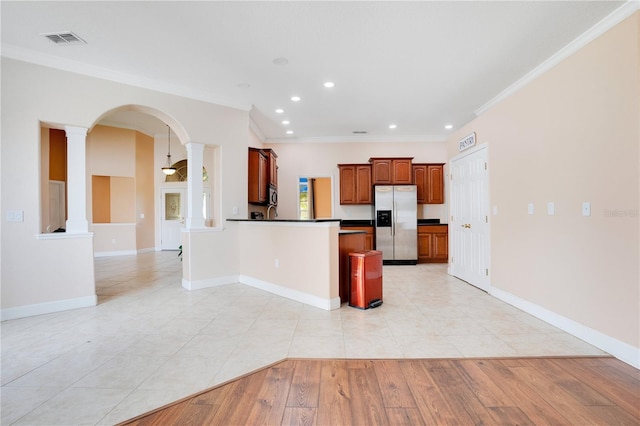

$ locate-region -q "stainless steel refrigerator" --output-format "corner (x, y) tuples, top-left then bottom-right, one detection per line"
(374, 185), (418, 265)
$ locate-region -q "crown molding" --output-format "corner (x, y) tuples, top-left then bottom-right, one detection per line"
(1, 44), (252, 112)
(265, 134), (446, 144)
(475, 0), (639, 117)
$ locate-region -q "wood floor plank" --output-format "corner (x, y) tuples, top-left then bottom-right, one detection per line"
(347, 363), (389, 425)
(451, 359), (515, 408)
(399, 359), (465, 425)
(244, 366), (295, 425)
(281, 407), (317, 426)
(285, 359), (321, 408)
(486, 406), (535, 425)
(554, 358), (640, 419)
(476, 358), (572, 425)
(427, 362), (495, 425)
(207, 368), (269, 425)
(508, 361), (604, 425)
(119, 357), (639, 426)
(385, 407), (426, 425)
(316, 360), (353, 425)
(525, 358), (614, 406)
(372, 360), (417, 408)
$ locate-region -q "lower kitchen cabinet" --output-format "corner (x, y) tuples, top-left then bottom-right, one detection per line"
(418, 225), (448, 263)
(340, 226), (374, 250)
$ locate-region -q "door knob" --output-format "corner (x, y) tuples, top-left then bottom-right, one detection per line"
(461, 223), (471, 229)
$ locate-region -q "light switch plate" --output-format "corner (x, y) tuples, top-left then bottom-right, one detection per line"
(582, 202), (591, 217)
(547, 202), (555, 216)
(528, 203), (534, 215)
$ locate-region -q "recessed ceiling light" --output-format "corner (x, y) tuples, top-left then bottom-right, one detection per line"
(275, 109), (284, 114)
(286, 130), (294, 135)
(324, 81), (335, 88)
(282, 120), (290, 125)
(273, 57), (289, 66)
(445, 124), (453, 130)
(291, 96), (301, 102)
(389, 124), (397, 129)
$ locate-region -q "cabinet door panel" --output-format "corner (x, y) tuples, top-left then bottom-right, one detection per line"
(393, 159), (413, 184)
(355, 165), (372, 204)
(433, 233), (448, 260)
(371, 159), (392, 184)
(248, 148), (268, 204)
(417, 232), (433, 261)
(339, 166), (356, 204)
(427, 165), (444, 204)
(413, 165), (428, 204)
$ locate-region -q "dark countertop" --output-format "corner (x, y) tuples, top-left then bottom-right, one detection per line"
(418, 219), (444, 225)
(340, 220), (374, 227)
(227, 218), (341, 223)
(339, 230), (367, 235)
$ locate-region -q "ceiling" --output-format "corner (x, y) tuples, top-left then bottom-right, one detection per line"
(1, 1), (627, 142)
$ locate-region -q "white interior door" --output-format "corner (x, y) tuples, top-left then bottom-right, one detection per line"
(161, 188), (186, 250)
(450, 146), (490, 291)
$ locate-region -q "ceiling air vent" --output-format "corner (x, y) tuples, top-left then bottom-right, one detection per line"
(41, 31), (86, 45)
(353, 130), (368, 134)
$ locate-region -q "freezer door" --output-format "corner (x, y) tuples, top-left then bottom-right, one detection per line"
(393, 186), (418, 261)
(374, 186), (394, 261)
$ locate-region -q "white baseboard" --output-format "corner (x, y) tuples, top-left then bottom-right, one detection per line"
(239, 275), (340, 311)
(490, 286), (640, 369)
(182, 275), (239, 291)
(94, 250), (137, 258)
(136, 247), (156, 255)
(1, 295), (98, 321)
(181, 274), (340, 311)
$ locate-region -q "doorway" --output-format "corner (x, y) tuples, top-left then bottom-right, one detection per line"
(449, 145), (490, 291)
(161, 187), (186, 250)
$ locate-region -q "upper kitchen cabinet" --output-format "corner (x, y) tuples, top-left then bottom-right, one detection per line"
(413, 163), (444, 204)
(248, 148), (268, 204)
(264, 149), (278, 188)
(248, 147), (277, 205)
(369, 157), (413, 185)
(338, 164), (372, 205)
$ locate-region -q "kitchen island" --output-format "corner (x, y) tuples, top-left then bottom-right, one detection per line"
(226, 219), (344, 310)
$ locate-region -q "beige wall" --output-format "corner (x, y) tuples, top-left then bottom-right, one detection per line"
(136, 132), (155, 250)
(1, 58), (249, 317)
(265, 141), (448, 221)
(446, 13), (639, 353)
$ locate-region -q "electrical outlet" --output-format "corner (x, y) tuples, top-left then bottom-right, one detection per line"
(528, 203), (534, 215)
(232, 206), (239, 215)
(547, 202), (555, 216)
(274, 258), (280, 268)
(582, 202), (591, 217)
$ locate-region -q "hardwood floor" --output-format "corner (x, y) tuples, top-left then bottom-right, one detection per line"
(120, 356), (639, 426)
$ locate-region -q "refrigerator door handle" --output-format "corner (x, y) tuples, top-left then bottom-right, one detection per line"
(393, 201), (397, 236)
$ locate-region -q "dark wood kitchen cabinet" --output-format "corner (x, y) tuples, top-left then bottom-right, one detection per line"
(369, 158), (413, 185)
(248, 148), (268, 204)
(248, 147), (278, 205)
(413, 163), (444, 204)
(340, 226), (374, 250)
(338, 164), (372, 205)
(265, 149), (278, 187)
(418, 224), (448, 263)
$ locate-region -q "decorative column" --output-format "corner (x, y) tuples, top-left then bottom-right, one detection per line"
(186, 141), (205, 229)
(64, 125), (89, 233)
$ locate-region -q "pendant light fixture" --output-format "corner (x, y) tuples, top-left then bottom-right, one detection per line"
(161, 124), (177, 175)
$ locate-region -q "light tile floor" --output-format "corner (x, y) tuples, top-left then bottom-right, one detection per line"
(1, 251), (605, 425)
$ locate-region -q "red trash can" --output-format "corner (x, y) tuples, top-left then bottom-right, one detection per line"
(349, 250), (383, 309)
